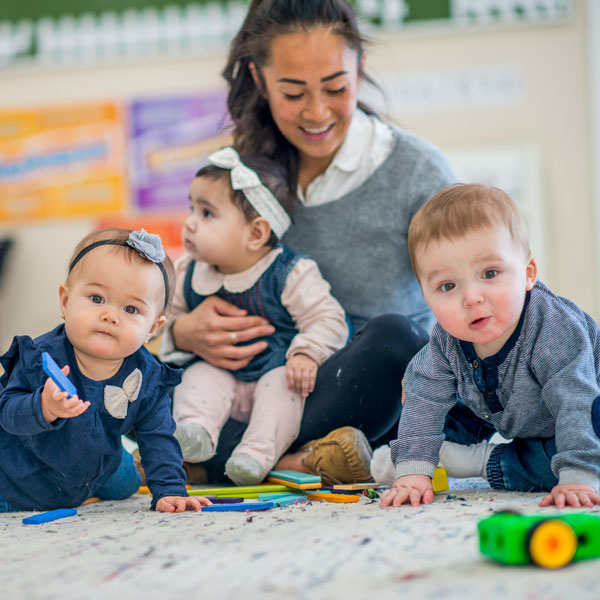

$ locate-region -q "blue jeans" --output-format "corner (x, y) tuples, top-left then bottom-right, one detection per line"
(445, 397), (600, 492)
(95, 448), (141, 501)
(486, 438), (558, 492)
(0, 448), (141, 512)
(0, 493), (20, 512)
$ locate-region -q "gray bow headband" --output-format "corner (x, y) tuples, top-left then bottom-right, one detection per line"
(68, 229), (169, 310)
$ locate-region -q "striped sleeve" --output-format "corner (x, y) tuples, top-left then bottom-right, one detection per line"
(390, 326), (459, 478)
(528, 297), (600, 488)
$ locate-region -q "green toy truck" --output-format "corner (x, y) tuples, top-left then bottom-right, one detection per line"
(478, 512), (600, 569)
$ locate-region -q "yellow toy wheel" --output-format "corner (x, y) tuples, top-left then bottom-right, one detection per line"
(527, 519), (577, 569)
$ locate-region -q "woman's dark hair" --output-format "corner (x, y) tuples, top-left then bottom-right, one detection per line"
(223, 0), (377, 194)
(195, 153), (295, 247)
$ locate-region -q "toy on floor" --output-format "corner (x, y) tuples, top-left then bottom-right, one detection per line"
(187, 484), (294, 497)
(186, 471), (385, 510)
(137, 485), (190, 494)
(305, 491), (359, 503)
(267, 470), (322, 490)
(331, 482), (379, 491)
(201, 501), (274, 512)
(82, 497), (100, 505)
(23, 508), (77, 525)
(258, 493), (307, 507)
(41, 352), (78, 397)
(431, 467), (449, 493)
(205, 497), (245, 504)
(478, 511), (600, 569)
(363, 488), (380, 500)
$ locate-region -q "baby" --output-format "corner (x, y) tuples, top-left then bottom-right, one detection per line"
(160, 146), (349, 485)
(380, 183), (600, 509)
(0, 228), (211, 513)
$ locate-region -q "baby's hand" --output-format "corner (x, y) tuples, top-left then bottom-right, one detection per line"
(286, 354), (318, 397)
(41, 365), (90, 423)
(539, 484), (600, 508)
(156, 495), (212, 513)
(380, 475), (434, 507)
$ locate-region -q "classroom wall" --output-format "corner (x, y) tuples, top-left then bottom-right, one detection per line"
(0, 0), (597, 351)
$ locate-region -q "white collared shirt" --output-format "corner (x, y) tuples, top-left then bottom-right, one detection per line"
(297, 109), (394, 206)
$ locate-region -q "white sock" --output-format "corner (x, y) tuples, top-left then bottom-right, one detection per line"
(174, 422), (214, 462)
(225, 453), (264, 486)
(370, 445), (397, 486)
(438, 440), (496, 479)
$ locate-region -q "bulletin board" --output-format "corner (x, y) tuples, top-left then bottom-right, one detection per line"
(0, 102), (127, 221)
(0, 91), (231, 225)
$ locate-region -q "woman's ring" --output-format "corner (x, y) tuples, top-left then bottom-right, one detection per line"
(229, 332), (237, 345)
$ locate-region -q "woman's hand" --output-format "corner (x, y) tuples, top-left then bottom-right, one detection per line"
(539, 484), (600, 508)
(380, 475), (434, 507)
(172, 296), (275, 371)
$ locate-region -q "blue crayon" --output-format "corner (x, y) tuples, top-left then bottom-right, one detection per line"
(42, 352), (78, 398)
(23, 508), (77, 525)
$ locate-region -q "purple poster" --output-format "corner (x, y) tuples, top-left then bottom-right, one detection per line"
(129, 91), (230, 212)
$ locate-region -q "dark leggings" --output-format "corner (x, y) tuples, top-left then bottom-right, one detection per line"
(204, 314), (430, 482)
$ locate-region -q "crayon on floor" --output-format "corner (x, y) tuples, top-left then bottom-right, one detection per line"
(432, 467), (449, 493)
(305, 492), (360, 503)
(201, 502), (274, 512)
(266, 476), (321, 490)
(187, 484), (293, 496)
(205, 496), (245, 504)
(267, 470), (321, 484)
(331, 482), (379, 491)
(23, 508), (77, 525)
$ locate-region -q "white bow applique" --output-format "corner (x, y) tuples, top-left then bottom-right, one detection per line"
(104, 369), (143, 419)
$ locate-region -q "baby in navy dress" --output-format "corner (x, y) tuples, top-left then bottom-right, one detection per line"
(0, 228), (211, 513)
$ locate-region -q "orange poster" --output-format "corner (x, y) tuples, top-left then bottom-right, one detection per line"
(0, 102), (127, 222)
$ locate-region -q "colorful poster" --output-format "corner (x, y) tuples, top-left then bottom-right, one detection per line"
(0, 102), (127, 221)
(129, 92), (231, 212)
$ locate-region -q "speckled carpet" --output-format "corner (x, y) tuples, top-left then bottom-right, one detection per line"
(2, 477), (599, 600)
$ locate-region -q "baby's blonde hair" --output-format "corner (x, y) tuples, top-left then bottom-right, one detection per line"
(408, 183), (530, 281)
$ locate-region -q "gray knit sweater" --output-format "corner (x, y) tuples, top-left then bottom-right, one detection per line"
(283, 127), (457, 332)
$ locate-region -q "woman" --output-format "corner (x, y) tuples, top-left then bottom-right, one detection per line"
(164, 0), (461, 484)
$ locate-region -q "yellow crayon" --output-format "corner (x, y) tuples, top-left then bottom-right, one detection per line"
(432, 467), (449, 493)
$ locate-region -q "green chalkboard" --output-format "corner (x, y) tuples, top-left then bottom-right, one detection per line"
(0, 0), (228, 21)
(404, 0), (450, 22)
(0, 1), (453, 23)
(0, 0), (571, 70)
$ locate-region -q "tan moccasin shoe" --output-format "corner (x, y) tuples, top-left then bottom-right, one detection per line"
(133, 448), (208, 485)
(182, 461), (208, 485)
(299, 426), (373, 485)
(132, 448), (145, 485)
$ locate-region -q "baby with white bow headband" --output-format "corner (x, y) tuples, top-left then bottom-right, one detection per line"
(0, 228), (212, 513)
(160, 147), (350, 485)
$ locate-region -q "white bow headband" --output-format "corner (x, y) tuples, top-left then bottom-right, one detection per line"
(207, 147), (291, 239)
